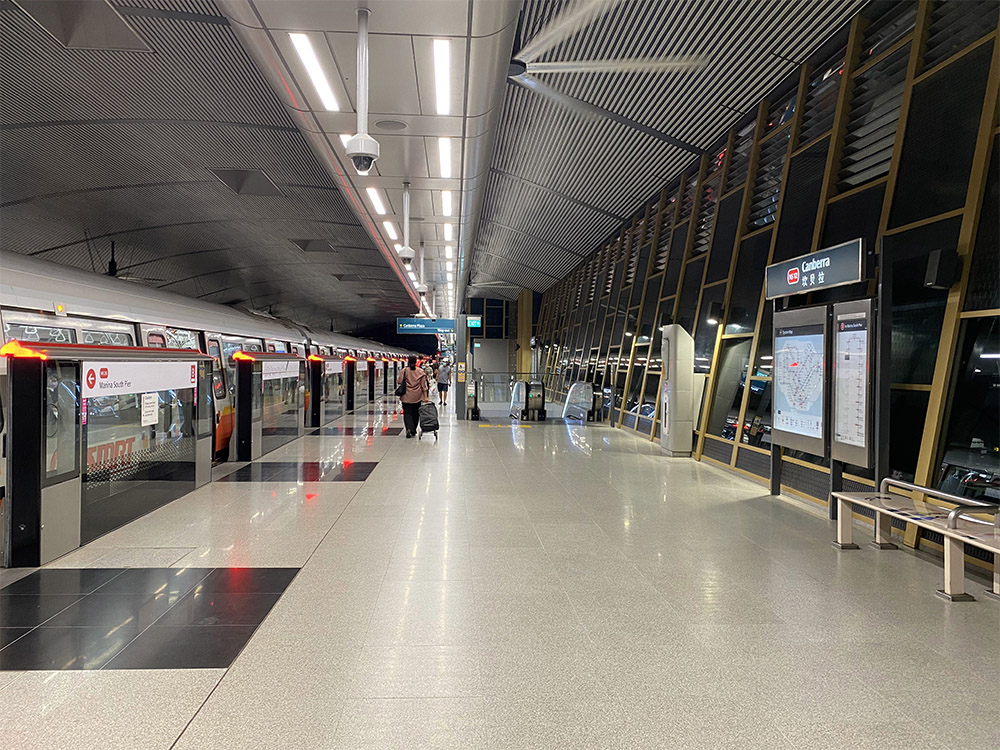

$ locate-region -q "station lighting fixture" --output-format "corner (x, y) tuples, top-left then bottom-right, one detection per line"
(339, 134), (352, 147)
(408, 271), (417, 281)
(366, 187), (386, 214)
(438, 137), (451, 178)
(394, 243), (403, 252)
(446, 272), (454, 282)
(441, 190), (452, 216)
(444, 224), (453, 241)
(383, 221), (398, 240)
(433, 39), (450, 115)
(290, 33), (339, 111)
(445, 245), (454, 259)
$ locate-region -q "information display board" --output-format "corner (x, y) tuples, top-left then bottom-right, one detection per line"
(831, 299), (874, 467)
(772, 307), (828, 456)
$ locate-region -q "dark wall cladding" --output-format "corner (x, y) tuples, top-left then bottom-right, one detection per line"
(889, 42), (994, 228)
(771, 137), (831, 262)
(725, 231), (771, 335)
(702, 438), (733, 465)
(820, 183), (886, 250)
(965, 134), (999, 311)
(676, 257), (705, 332)
(704, 190), (743, 283)
(735, 447), (770, 478)
(662, 223), (688, 299)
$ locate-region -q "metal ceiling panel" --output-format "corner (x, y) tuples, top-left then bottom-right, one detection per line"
(472, 0), (868, 295)
(1, 0), (416, 330)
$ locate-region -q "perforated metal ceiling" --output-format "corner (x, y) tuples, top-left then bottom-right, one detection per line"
(0, 0), (416, 330)
(469, 0), (868, 296)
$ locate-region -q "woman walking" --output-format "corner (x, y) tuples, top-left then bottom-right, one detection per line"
(398, 354), (429, 439)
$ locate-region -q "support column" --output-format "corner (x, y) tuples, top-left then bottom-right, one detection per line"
(517, 288), (532, 376)
(937, 536), (975, 602)
(455, 315), (468, 420)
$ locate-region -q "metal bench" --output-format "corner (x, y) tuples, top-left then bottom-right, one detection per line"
(832, 479), (999, 602)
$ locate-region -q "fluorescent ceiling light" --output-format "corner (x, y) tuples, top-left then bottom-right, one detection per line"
(408, 271), (417, 281)
(448, 282), (454, 290)
(441, 190), (452, 216)
(446, 272), (454, 282)
(394, 243), (403, 252)
(289, 33), (338, 111)
(383, 221), (398, 240)
(438, 137), (451, 178)
(445, 245), (454, 259)
(433, 39), (450, 115)
(444, 224), (453, 241)
(366, 187), (386, 215)
(339, 134), (352, 147)
(446, 261), (454, 271)
(982, 353), (1000, 359)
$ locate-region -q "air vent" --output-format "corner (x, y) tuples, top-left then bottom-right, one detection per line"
(211, 169), (284, 196)
(654, 199), (676, 272)
(799, 48), (845, 145)
(837, 44), (908, 191)
(922, 0), (998, 72)
(706, 144), (727, 180)
(678, 174), (698, 222)
(762, 89), (797, 136)
(691, 177), (720, 255)
(624, 234), (641, 287)
(746, 132), (790, 232)
(13, 0), (150, 51)
(291, 239), (334, 252)
(724, 123), (755, 192)
(859, 0), (917, 64)
(643, 202), (658, 245)
(603, 246), (615, 296)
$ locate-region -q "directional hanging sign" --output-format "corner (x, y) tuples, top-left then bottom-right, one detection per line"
(396, 317), (456, 335)
(765, 239), (867, 299)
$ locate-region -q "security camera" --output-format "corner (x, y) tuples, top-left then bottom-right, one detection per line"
(416, 283), (428, 297)
(345, 133), (379, 175)
(398, 245), (415, 265)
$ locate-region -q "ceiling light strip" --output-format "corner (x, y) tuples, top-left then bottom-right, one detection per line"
(289, 33), (339, 111)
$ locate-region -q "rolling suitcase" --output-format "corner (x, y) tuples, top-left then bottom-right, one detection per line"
(417, 401), (439, 439)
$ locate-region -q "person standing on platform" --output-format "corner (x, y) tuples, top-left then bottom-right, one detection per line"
(437, 360), (452, 408)
(398, 354), (429, 439)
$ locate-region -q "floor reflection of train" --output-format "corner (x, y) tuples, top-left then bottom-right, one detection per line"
(0, 253), (409, 494)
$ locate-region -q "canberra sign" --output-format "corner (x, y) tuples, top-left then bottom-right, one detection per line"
(396, 317), (456, 335)
(765, 239), (867, 299)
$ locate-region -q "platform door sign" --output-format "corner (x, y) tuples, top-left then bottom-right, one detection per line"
(140, 393), (158, 426)
(324, 359), (343, 374)
(831, 299), (874, 467)
(82, 361), (196, 397)
(771, 307), (828, 456)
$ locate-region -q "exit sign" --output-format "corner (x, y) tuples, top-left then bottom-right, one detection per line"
(467, 316), (482, 328)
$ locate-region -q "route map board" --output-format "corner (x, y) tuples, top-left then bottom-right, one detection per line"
(831, 299), (874, 467)
(772, 307), (828, 456)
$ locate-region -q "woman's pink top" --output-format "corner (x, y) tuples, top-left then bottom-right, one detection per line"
(398, 366), (428, 404)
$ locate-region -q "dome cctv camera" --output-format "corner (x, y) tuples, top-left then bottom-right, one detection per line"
(398, 245), (415, 266)
(345, 133), (379, 175)
(416, 283), (428, 297)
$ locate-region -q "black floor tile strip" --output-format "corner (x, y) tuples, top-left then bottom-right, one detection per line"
(0, 567), (299, 671)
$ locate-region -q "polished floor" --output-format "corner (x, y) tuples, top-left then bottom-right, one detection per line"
(0, 399), (997, 749)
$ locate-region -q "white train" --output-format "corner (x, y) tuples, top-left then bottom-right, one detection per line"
(0, 251), (412, 502)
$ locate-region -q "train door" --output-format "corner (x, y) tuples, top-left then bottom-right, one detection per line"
(206, 336), (233, 459)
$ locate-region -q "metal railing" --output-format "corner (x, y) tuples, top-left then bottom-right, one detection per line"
(879, 478), (1000, 529)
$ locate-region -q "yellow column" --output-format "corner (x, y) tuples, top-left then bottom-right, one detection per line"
(517, 288), (533, 375)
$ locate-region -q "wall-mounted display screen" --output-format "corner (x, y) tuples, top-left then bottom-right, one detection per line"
(831, 299), (874, 467)
(772, 307), (827, 455)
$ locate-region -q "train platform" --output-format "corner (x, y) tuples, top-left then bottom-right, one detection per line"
(1, 400), (997, 749)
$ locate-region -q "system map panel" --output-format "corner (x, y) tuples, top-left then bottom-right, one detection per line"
(774, 323), (825, 439)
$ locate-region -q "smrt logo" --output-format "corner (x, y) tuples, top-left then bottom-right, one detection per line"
(86, 369), (97, 389)
(787, 268), (799, 284)
(190, 364), (196, 382)
(99, 367), (109, 378)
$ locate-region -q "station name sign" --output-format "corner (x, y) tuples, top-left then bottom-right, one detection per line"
(396, 317), (455, 335)
(765, 239), (866, 299)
